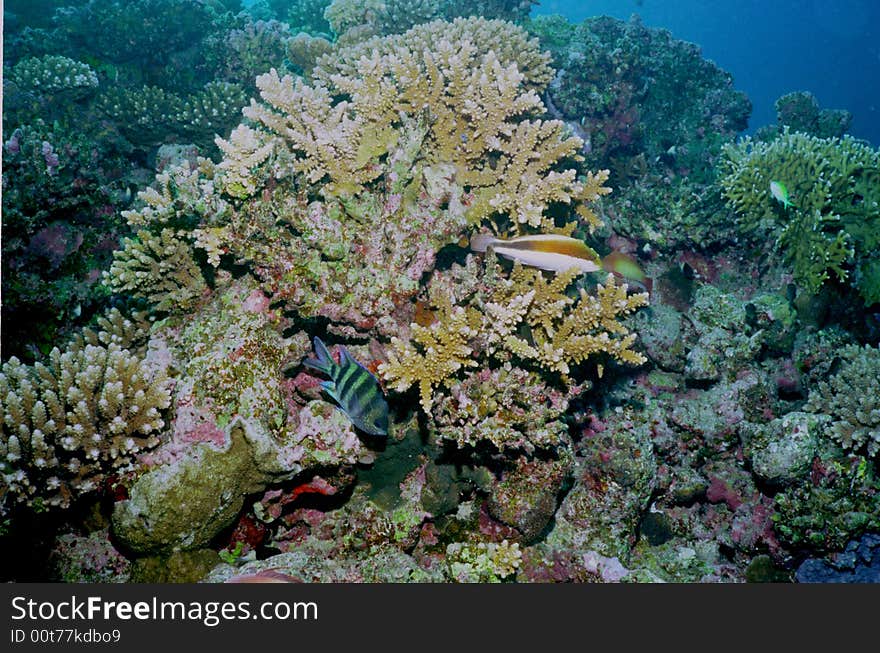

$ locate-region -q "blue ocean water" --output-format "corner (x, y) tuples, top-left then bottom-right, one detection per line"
(536, 0), (880, 145)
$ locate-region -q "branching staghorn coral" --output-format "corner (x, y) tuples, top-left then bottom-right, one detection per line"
(380, 253), (648, 413)
(105, 160), (231, 313)
(805, 344), (880, 457)
(381, 304), (481, 411)
(1, 312), (170, 513)
(720, 128), (880, 303)
(487, 262), (648, 374)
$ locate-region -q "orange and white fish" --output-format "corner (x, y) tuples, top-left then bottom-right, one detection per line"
(470, 232), (603, 274)
(469, 232), (651, 292)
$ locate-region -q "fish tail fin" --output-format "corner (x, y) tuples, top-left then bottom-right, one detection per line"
(303, 336), (335, 376)
(469, 232), (496, 253)
(602, 251), (647, 283)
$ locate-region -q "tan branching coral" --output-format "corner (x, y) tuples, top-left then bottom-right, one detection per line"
(380, 253), (649, 411)
(201, 18), (605, 331)
(313, 16), (553, 91)
(489, 264), (649, 375)
(381, 306), (481, 411)
(106, 230), (207, 313)
(1, 318), (171, 513)
(233, 70), (386, 194)
(105, 160), (230, 312)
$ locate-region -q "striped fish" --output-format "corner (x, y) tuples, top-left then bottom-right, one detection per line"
(470, 233), (603, 274)
(303, 337), (389, 436)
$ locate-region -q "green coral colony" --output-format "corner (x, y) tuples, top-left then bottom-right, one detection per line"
(1, 0), (879, 584)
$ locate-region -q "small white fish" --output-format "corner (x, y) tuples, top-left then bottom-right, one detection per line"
(469, 233), (602, 274)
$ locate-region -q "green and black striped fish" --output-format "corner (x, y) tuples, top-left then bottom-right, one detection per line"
(303, 337), (389, 436)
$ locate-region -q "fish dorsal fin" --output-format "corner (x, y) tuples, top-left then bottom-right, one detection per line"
(303, 336), (333, 372)
(339, 346), (358, 367)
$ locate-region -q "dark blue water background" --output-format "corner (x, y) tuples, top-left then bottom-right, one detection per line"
(536, 0), (880, 145)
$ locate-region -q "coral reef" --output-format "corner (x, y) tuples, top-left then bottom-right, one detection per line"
(530, 14), (751, 250)
(5, 0), (879, 586)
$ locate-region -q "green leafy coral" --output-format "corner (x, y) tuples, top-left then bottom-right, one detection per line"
(720, 128), (880, 303)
